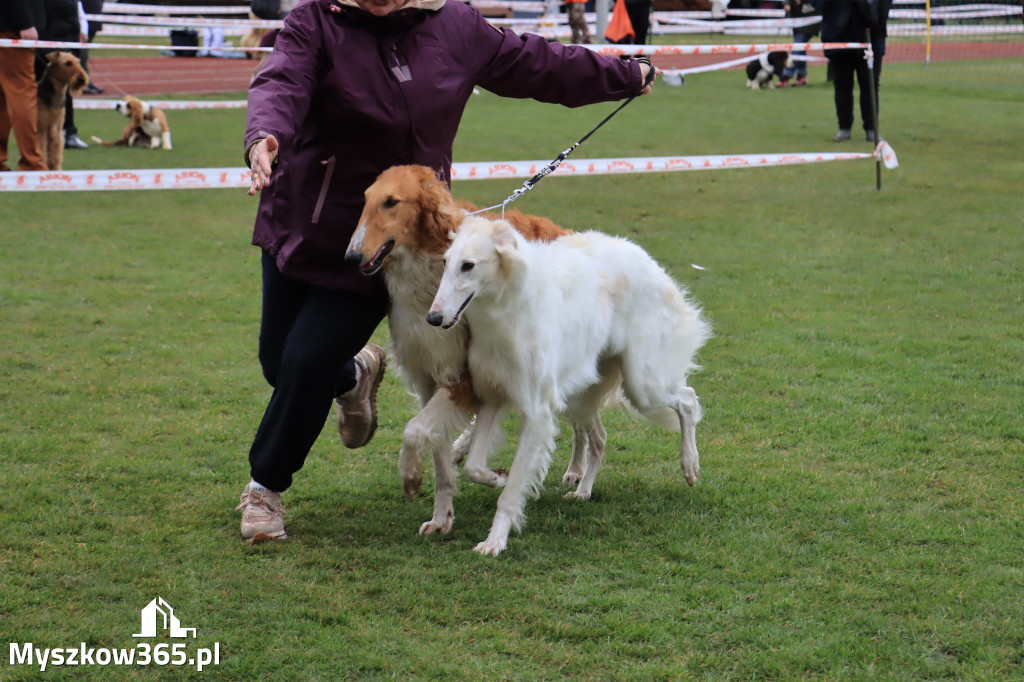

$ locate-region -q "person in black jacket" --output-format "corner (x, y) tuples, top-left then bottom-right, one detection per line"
(80, 0), (104, 94)
(814, 0), (892, 142)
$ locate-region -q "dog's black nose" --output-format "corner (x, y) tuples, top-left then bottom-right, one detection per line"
(343, 250), (363, 266)
(425, 311), (443, 327)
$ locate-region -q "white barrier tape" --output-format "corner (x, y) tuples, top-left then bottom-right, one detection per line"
(887, 24), (1023, 36)
(0, 168), (251, 191)
(87, 13), (283, 29)
(5, 37), (879, 55)
(98, 25), (251, 37)
(0, 38), (271, 52)
(504, 14), (821, 31)
(74, 99), (247, 110)
(452, 149), (899, 178)
(654, 16), (820, 29)
(0, 148), (898, 192)
(102, 2), (252, 14)
(470, 0), (552, 11)
(581, 42), (868, 56)
(660, 52), (826, 77)
(891, 6), (1021, 17)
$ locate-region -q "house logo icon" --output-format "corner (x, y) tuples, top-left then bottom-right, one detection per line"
(132, 597), (197, 638)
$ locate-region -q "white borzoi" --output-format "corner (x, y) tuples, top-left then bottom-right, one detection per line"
(427, 216), (712, 556)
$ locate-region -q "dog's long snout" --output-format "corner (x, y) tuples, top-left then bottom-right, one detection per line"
(345, 223), (366, 265)
(425, 311), (443, 327)
(343, 249), (363, 266)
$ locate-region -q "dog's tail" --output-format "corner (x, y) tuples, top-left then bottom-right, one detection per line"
(90, 136), (127, 147)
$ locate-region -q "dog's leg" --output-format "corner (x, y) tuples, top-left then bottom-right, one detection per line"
(561, 421), (589, 486)
(150, 136), (160, 149)
(161, 131), (172, 150)
(473, 407), (555, 557)
(452, 420), (473, 465)
(400, 386), (467, 499)
(420, 401), (502, 536)
(565, 414), (607, 500)
(418, 439), (457, 536)
(462, 404), (509, 489)
(675, 386), (703, 487)
(37, 134), (49, 170)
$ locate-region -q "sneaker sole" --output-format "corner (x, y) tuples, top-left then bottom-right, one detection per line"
(362, 349), (387, 446)
(248, 531), (287, 544)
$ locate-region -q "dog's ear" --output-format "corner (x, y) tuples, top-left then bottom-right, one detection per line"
(492, 221), (525, 282)
(419, 172), (459, 251)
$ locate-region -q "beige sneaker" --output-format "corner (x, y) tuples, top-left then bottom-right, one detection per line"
(336, 344), (387, 448)
(236, 484), (287, 541)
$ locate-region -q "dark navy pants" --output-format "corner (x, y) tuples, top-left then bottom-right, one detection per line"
(248, 250), (387, 492)
(831, 50), (883, 132)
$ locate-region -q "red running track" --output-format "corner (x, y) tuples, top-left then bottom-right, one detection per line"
(84, 56), (259, 97)
(82, 41), (1020, 97)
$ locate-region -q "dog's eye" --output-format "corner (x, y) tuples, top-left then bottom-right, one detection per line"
(383, 197), (399, 209)
(460, 262), (474, 273)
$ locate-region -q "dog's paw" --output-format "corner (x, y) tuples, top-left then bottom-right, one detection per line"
(472, 538), (506, 556)
(463, 466), (507, 488)
(562, 471), (583, 485)
(682, 463), (701, 487)
(418, 516), (453, 536)
(492, 469), (508, 488)
(402, 473), (422, 499)
(564, 489), (591, 500)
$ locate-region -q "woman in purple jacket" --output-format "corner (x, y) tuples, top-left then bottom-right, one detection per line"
(238, 0), (655, 541)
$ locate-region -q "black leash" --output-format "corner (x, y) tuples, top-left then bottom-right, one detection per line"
(470, 57), (655, 218)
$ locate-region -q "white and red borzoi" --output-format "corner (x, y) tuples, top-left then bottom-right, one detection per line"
(428, 216), (712, 556)
(344, 165), (608, 538)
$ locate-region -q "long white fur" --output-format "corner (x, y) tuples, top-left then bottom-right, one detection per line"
(429, 216), (712, 556)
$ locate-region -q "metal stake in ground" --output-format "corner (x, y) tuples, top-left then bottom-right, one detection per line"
(865, 29), (882, 191)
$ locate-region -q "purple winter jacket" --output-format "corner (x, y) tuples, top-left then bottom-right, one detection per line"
(244, 0), (642, 295)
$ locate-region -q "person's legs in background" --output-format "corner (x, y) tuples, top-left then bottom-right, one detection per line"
(830, 50), (856, 141)
(780, 30), (810, 86)
(791, 29), (810, 86)
(63, 91), (89, 149)
(0, 39), (47, 171)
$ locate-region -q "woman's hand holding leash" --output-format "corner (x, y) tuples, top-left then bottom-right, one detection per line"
(248, 134), (280, 196)
(638, 61), (661, 96)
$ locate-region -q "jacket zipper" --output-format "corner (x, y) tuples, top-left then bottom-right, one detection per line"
(311, 155), (336, 225)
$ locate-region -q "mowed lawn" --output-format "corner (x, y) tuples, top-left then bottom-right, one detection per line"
(1, 62), (1022, 679)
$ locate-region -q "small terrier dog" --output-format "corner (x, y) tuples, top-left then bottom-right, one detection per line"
(37, 51), (89, 170)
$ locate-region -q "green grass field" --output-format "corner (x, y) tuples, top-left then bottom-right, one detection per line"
(2, 62), (1022, 679)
